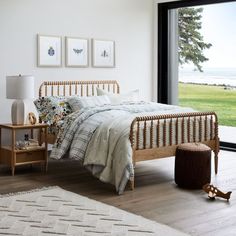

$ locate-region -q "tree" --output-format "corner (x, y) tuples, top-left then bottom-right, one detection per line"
(178, 7), (212, 72)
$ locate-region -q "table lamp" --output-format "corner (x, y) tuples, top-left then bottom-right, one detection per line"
(6, 75), (35, 125)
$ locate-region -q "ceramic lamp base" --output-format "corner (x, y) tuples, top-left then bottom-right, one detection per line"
(11, 100), (25, 125)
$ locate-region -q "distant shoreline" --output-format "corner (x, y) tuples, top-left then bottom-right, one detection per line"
(179, 68), (236, 87)
(179, 81), (236, 90)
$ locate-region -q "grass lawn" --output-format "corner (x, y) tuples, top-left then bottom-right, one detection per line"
(179, 83), (236, 127)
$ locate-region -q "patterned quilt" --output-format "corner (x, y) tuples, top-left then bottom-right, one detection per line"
(50, 102), (194, 194)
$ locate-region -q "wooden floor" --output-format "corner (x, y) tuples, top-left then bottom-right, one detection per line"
(0, 150), (235, 236)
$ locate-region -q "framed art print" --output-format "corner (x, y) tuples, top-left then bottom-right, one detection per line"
(37, 34), (62, 67)
(66, 37), (89, 67)
(92, 39), (115, 68)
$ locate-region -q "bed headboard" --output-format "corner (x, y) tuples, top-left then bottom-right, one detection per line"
(39, 80), (120, 97)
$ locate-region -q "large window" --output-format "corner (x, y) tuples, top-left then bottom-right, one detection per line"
(158, 0), (236, 150)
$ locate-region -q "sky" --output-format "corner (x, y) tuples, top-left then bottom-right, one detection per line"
(183, 1), (236, 69)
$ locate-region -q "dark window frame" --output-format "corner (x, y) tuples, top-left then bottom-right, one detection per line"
(158, 0), (236, 151)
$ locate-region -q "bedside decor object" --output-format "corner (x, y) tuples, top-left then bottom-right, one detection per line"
(92, 39), (115, 67)
(66, 37), (89, 67)
(27, 112), (37, 125)
(203, 183), (232, 201)
(37, 34), (62, 67)
(6, 75), (35, 125)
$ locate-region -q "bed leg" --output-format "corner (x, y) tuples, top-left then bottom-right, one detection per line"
(129, 177), (134, 190)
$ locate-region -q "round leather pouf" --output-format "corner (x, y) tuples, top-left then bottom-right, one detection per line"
(175, 143), (211, 189)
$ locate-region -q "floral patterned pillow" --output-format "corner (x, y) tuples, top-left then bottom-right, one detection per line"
(34, 96), (73, 125)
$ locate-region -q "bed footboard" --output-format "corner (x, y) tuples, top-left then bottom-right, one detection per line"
(129, 112), (219, 189)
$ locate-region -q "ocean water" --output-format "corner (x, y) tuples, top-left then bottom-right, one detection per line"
(179, 67), (236, 87)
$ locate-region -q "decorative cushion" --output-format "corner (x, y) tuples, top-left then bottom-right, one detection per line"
(34, 96), (72, 125)
(96, 87), (139, 104)
(67, 95), (111, 111)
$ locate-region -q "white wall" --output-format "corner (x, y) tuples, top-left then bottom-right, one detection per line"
(0, 0), (154, 123)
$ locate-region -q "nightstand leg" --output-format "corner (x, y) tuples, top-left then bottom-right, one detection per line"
(45, 162), (48, 172)
(11, 130), (16, 176)
(11, 167), (15, 176)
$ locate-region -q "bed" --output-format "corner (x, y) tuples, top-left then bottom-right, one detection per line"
(37, 80), (219, 193)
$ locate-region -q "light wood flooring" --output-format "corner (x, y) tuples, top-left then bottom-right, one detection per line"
(0, 150), (235, 235)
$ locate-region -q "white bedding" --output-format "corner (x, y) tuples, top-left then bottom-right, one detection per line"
(50, 101), (197, 194)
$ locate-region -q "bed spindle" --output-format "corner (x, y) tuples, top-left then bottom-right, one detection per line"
(210, 115), (213, 140)
(199, 116), (202, 142)
(80, 85), (83, 96)
(63, 84), (66, 96)
(188, 117), (191, 142)
(136, 121), (140, 150)
(163, 119), (167, 147)
(69, 82), (72, 96)
(181, 117), (185, 144)
(215, 117), (218, 141)
(157, 120), (160, 147)
(193, 116), (196, 142)
(86, 84), (89, 96)
(176, 118), (179, 145)
(169, 118), (173, 146)
(51, 85), (54, 96)
(75, 84), (78, 95)
(92, 84), (95, 96)
(205, 115), (208, 141)
(143, 121), (147, 149)
(150, 120), (154, 149)
(57, 85), (60, 96)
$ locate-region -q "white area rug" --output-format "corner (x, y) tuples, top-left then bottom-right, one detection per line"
(0, 186), (188, 236)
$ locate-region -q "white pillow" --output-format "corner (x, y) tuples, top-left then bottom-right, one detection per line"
(96, 87), (139, 104)
(67, 95), (111, 111)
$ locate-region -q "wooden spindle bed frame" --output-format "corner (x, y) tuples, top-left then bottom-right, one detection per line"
(39, 80), (220, 190)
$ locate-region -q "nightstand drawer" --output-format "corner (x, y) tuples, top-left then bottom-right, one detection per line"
(16, 150), (46, 164)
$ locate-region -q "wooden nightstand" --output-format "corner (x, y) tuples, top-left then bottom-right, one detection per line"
(0, 123), (48, 176)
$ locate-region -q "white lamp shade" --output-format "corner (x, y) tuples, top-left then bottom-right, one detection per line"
(6, 75), (35, 99)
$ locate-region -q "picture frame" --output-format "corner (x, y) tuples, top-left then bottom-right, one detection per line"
(92, 39), (115, 68)
(37, 34), (62, 67)
(65, 37), (89, 67)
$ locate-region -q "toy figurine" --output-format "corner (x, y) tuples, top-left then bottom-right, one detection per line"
(203, 183), (232, 201)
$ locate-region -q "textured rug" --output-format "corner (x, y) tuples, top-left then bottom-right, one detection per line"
(0, 186), (188, 236)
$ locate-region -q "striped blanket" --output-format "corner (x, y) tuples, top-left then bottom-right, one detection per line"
(50, 102), (194, 194)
